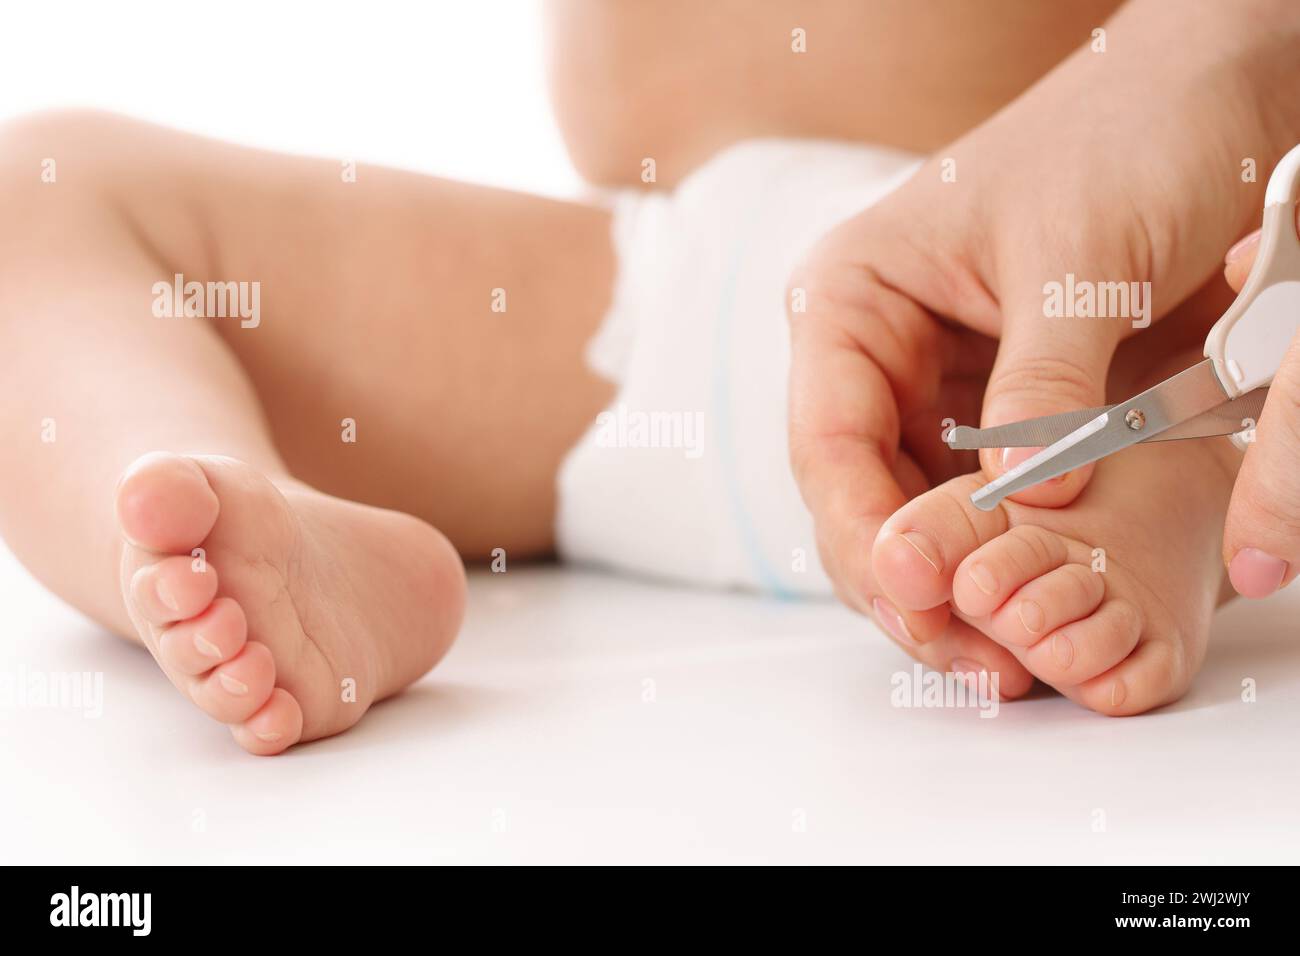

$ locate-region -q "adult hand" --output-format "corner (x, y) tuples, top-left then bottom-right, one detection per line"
(1219, 209), (1300, 597)
(787, 0), (1300, 675)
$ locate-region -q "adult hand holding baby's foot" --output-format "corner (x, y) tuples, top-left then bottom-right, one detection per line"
(1219, 206), (1300, 599)
(787, 1), (1300, 680)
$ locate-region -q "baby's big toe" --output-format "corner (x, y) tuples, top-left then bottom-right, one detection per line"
(116, 452), (220, 553)
(872, 473), (1008, 611)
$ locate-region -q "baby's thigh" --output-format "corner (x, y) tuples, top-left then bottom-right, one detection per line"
(7, 110), (617, 555)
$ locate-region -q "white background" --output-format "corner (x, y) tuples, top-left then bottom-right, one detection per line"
(0, 0), (583, 196)
(2, 0), (1299, 865)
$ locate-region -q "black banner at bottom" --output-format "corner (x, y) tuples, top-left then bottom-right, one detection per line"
(3, 865), (1293, 941)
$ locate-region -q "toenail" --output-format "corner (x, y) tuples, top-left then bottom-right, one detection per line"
(1017, 599), (1045, 634)
(1001, 446), (1041, 472)
(968, 562), (997, 595)
(897, 531), (943, 574)
(217, 672), (249, 696)
(194, 632), (223, 660)
(155, 576), (179, 613)
(872, 596), (918, 646)
(1051, 632), (1074, 669)
(1110, 679), (1127, 710)
(254, 731), (282, 743)
(950, 657), (985, 680)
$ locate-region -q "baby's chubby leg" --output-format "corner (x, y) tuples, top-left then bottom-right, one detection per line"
(0, 112), (614, 751)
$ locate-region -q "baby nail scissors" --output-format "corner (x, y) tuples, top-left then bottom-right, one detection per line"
(948, 142), (1300, 512)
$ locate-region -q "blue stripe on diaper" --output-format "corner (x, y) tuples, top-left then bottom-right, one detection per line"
(711, 163), (798, 601)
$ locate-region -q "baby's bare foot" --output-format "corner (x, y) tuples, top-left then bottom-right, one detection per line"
(114, 453), (465, 754)
(870, 430), (1235, 715)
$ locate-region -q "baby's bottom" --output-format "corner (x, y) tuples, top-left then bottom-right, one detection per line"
(0, 111), (616, 752)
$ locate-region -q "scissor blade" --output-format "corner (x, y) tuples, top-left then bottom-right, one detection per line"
(1157, 387), (1267, 441)
(947, 387), (1268, 449)
(969, 359), (1231, 511)
(947, 407), (1107, 449)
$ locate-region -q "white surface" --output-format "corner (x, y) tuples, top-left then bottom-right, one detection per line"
(3, 541), (1299, 865)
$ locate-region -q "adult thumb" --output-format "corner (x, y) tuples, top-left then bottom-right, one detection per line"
(978, 284), (1125, 508)
(1224, 336), (1300, 597)
(1220, 206), (1300, 597)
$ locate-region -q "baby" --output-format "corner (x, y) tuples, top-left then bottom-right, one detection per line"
(1, 0), (1296, 753)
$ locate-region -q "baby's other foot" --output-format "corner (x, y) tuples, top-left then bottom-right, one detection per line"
(871, 424), (1236, 715)
(115, 453), (465, 753)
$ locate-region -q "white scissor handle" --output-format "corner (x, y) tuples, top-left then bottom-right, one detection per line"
(1204, 143), (1300, 397)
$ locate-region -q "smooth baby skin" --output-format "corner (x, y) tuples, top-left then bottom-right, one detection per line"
(117, 453), (465, 753)
(871, 349), (1239, 714)
(0, 111), (614, 754)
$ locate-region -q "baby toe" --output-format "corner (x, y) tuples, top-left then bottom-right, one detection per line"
(952, 525), (1071, 618)
(129, 554), (218, 626)
(872, 473), (1008, 611)
(1075, 636), (1190, 717)
(827, 517), (955, 646)
(190, 640), (276, 723)
(115, 452), (220, 553)
(157, 597), (247, 676)
(1025, 598), (1142, 688)
(231, 688), (303, 756)
(985, 563), (1105, 648)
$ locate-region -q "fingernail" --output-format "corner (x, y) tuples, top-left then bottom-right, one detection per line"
(1017, 599), (1045, 634)
(1228, 547), (1288, 599)
(1225, 230), (1260, 264)
(1051, 632), (1074, 669)
(1001, 446), (1043, 471)
(872, 596), (919, 646)
(217, 672), (249, 696)
(968, 562), (997, 595)
(897, 530), (943, 574)
(254, 731), (282, 743)
(1001, 446), (1067, 482)
(950, 657), (985, 680)
(194, 632), (223, 659)
(155, 576), (179, 613)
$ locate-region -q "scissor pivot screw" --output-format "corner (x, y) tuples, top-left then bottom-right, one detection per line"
(1125, 409), (1146, 431)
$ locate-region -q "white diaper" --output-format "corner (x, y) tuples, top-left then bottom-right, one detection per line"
(557, 139), (922, 597)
